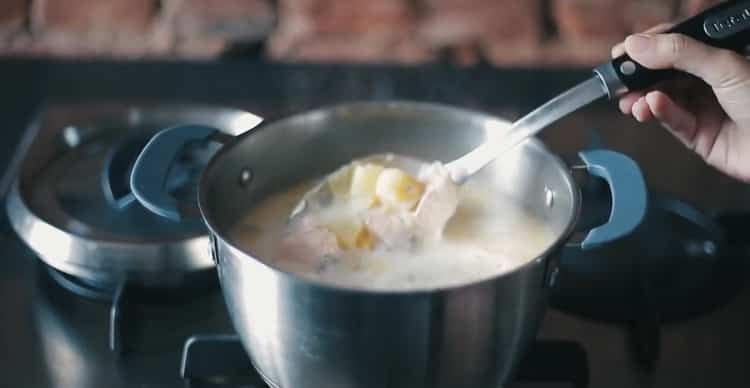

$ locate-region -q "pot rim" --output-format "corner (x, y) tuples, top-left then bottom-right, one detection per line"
(197, 100), (582, 295)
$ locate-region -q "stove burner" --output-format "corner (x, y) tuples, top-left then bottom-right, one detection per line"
(44, 266), (218, 355)
(46, 266), (119, 301)
(180, 335), (589, 388)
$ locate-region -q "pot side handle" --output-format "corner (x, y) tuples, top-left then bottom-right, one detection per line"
(575, 150), (647, 250)
(129, 124), (258, 221)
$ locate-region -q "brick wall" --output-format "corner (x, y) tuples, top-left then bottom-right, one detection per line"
(0, 0), (724, 66)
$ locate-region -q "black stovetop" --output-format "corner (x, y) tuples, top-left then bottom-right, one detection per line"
(2, 59), (750, 388)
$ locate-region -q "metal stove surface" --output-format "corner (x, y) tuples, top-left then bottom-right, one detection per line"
(2, 68), (750, 388)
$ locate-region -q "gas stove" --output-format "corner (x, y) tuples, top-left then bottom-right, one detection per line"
(2, 66), (750, 388)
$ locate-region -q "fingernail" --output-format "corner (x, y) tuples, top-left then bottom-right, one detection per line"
(634, 98), (647, 122)
(625, 34), (652, 53)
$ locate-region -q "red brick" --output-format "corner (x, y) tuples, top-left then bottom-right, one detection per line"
(482, 39), (613, 67)
(0, 0), (28, 33)
(275, 0), (416, 38)
(626, 2), (674, 33)
(3, 31), (171, 59)
(173, 38), (228, 59)
(681, 0), (724, 17)
(267, 34), (435, 64)
(552, 0), (627, 43)
(418, 0), (541, 48)
(552, 0), (673, 43)
(266, 29), (297, 59)
(268, 0), (420, 64)
(449, 43), (481, 67)
(535, 40), (613, 66)
(31, 0), (157, 36)
(481, 41), (539, 67)
(173, 0), (274, 41)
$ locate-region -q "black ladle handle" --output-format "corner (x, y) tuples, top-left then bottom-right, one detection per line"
(595, 0), (750, 98)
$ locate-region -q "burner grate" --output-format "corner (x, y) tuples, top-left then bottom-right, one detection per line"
(180, 335), (589, 388)
(44, 266), (218, 355)
(46, 266), (119, 301)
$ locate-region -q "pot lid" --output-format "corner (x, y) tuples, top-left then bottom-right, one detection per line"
(30, 131), (208, 239)
(6, 104), (262, 283)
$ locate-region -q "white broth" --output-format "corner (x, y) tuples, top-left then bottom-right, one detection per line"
(230, 170), (557, 291)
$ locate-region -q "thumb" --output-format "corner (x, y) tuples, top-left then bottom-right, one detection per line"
(624, 33), (750, 89)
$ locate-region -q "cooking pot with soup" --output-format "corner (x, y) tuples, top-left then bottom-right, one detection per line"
(129, 101), (646, 388)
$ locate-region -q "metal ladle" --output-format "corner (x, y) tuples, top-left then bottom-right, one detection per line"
(288, 76), (605, 222)
(292, 0), (750, 220)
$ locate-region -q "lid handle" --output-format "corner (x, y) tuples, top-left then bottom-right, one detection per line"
(102, 136), (150, 209)
(101, 135), (197, 211)
(130, 122), (260, 221)
(570, 150), (648, 250)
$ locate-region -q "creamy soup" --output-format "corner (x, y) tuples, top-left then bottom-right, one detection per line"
(230, 160), (557, 291)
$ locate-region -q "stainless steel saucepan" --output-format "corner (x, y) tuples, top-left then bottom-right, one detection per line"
(129, 101), (647, 388)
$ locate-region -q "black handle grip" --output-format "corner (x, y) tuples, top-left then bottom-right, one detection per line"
(596, 0), (750, 97)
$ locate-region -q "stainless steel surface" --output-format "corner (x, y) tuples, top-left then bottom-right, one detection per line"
(447, 77), (607, 183)
(198, 102), (586, 387)
(594, 63), (628, 98)
(5, 105), (260, 286)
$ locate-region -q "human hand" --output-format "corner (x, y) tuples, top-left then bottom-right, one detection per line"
(612, 23), (750, 183)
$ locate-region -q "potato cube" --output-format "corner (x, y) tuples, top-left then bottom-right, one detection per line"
(327, 164), (355, 198)
(375, 168), (425, 210)
(350, 163), (384, 200)
(326, 218), (375, 250)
